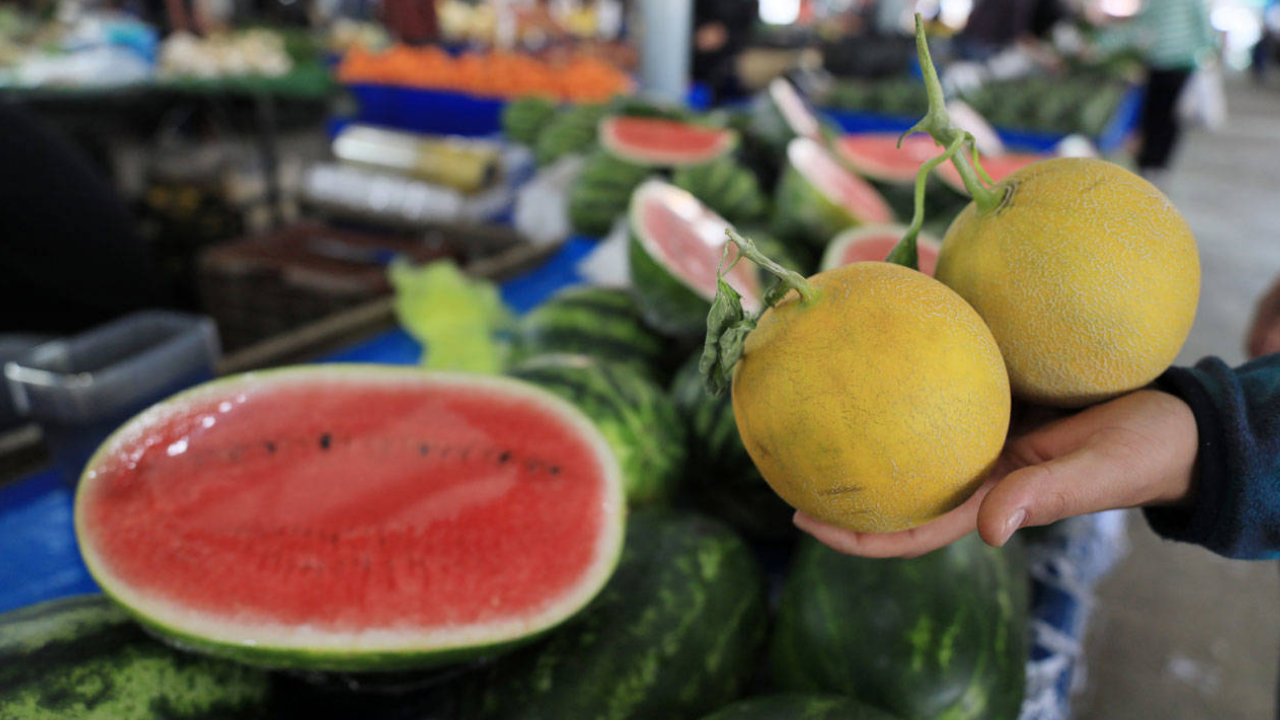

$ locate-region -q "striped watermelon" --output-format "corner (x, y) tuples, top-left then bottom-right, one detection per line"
(535, 104), (608, 166)
(75, 366), (627, 672)
(569, 151), (653, 236)
(628, 180), (761, 337)
(463, 508), (767, 720)
(512, 286), (668, 381)
(503, 96), (559, 146)
(772, 138), (895, 248)
(673, 156), (769, 225)
(670, 354), (794, 539)
(820, 224), (941, 276)
(698, 694), (904, 720)
(771, 534), (1028, 720)
(0, 595), (271, 719)
(510, 354), (686, 504)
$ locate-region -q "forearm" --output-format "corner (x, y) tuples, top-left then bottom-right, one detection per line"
(1144, 356), (1280, 559)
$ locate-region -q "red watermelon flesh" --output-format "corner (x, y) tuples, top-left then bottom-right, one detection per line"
(75, 367), (624, 668)
(601, 116), (735, 166)
(791, 138), (895, 225)
(835, 132), (939, 185)
(636, 181), (761, 310)
(935, 152), (1049, 193)
(821, 224), (941, 276)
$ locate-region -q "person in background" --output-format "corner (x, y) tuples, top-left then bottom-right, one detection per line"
(0, 105), (167, 333)
(1093, 0), (1217, 179)
(1254, 0), (1279, 84)
(953, 0), (1064, 64)
(692, 0), (759, 103)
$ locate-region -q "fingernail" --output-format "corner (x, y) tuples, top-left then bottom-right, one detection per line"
(1000, 509), (1028, 546)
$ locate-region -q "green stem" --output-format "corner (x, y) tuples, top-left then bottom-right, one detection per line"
(725, 228), (817, 304)
(907, 14), (1004, 215)
(885, 132), (965, 268)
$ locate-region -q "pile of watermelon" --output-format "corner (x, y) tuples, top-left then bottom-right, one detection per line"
(1, 80), (1040, 720)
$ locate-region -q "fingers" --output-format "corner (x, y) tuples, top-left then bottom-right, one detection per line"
(794, 476), (998, 559)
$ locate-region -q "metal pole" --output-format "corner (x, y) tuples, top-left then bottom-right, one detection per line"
(639, 0), (693, 103)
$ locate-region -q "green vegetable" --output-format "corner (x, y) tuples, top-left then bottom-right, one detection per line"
(673, 156), (769, 225)
(389, 259), (512, 373)
(503, 96), (559, 145)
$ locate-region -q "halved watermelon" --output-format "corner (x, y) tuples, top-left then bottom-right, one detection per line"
(768, 77), (823, 143)
(820, 224), (941, 276)
(629, 180), (760, 336)
(74, 366), (626, 672)
(835, 132), (939, 185)
(936, 152), (1049, 195)
(773, 137), (895, 247)
(600, 116), (737, 167)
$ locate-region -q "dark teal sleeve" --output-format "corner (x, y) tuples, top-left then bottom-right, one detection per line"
(1144, 355), (1280, 559)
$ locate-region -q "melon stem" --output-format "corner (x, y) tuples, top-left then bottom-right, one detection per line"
(908, 14), (1004, 216)
(886, 132), (965, 269)
(725, 229), (817, 304)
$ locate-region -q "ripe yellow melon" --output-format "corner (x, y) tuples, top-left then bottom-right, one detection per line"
(731, 263), (1011, 533)
(935, 158), (1200, 408)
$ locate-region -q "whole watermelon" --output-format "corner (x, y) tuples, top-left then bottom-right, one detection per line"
(510, 354), (687, 504)
(770, 534), (1028, 720)
(463, 508), (768, 720)
(503, 96), (558, 146)
(534, 104), (608, 166)
(511, 285), (668, 381)
(0, 594), (270, 719)
(569, 151), (652, 237)
(670, 354), (795, 539)
(673, 157), (769, 226)
(697, 694), (903, 720)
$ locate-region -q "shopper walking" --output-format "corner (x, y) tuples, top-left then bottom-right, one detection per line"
(1094, 0), (1217, 177)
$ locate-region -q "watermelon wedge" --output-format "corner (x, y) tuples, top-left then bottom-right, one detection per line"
(835, 132), (939, 185)
(821, 224), (941, 276)
(773, 138), (895, 248)
(74, 366), (626, 672)
(935, 152), (1049, 195)
(600, 116), (737, 167)
(629, 180), (761, 336)
(768, 77), (823, 143)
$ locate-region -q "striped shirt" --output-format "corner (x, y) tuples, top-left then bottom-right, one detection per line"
(1096, 0), (1217, 69)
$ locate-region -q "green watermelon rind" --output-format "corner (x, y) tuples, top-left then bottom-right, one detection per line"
(463, 509), (768, 720)
(600, 115), (740, 168)
(511, 286), (668, 380)
(509, 353), (687, 505)
(628, 229), (714, 338)
(0, 594), (272, 719)
(769, 534), (1028, 720)
(672, 156), (769, 225)
(696, 694), (905, 720)
(568, 152), (653, 237)
(502, 96), (559, 146)
(74, 365), (628, 673)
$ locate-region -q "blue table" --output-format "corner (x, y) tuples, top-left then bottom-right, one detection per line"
(0, 237), (595, 614)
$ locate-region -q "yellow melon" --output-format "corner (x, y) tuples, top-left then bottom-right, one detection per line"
(935, 158), (1200, 407)
(731, 262), (1011, 533)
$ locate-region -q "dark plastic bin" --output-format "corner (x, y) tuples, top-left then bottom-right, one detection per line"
(4, 311), (220, 486)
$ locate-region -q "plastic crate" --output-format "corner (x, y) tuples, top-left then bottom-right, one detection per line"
(346, 84), (507, 137)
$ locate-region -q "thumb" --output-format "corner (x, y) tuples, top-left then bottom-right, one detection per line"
(976, 443), (1136, 547)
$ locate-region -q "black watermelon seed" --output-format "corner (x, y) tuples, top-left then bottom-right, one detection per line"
(266, 441), (277, 454)
(498, 451), (512, 464)
(319, 433), (332, 450)
(419, 443), (430, 456)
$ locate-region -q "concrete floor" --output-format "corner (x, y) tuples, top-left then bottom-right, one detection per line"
(1073, 77), (1280, 719)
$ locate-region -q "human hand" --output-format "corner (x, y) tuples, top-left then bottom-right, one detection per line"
(794, 390), (1199, 558)
(1247, 277), (1280, 358)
